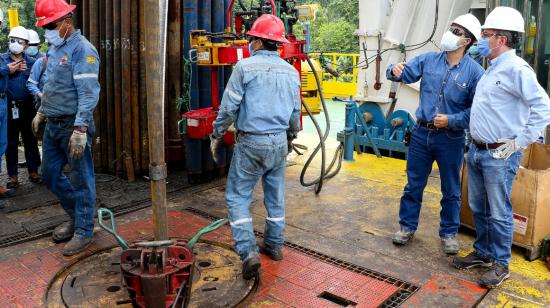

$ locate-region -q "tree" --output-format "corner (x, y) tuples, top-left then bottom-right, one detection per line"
(0, 1), (45, 51)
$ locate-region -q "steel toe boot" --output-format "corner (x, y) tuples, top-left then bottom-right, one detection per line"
(479, 263), (510, 288)
(63, 235), (93, 256)
(453, 251), (493, 269)
(242, 255), (261, 280)
(441, 236), (459, 254)
(52, 221), (74, 243)
(258, 240), (284, 261)
(392, 229), (414, 245)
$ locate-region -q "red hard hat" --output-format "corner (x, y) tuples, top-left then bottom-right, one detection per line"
(246, 14), (289, 44)
(35, 0), (76, 27)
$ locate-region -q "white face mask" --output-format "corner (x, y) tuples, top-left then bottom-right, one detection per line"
(440, 31), (463, 52)
(9, 42), (25, 54)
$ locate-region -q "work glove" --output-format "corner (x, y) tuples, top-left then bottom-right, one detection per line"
(32, 112), (46, 136)
(68, 130), (87, 160)
(287, 131), (297, 154)
(210, 133), (223, 164)
(492, 138), (520, 160)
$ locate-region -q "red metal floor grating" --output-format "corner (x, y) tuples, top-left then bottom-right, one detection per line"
(0, 209), (412, 307)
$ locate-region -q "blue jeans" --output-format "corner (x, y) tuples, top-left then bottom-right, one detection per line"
(399, 126), (465, 238)
(225, 132), (288, 261)
(0, 97), (8, 173)
(467, 145), (522, 266)
(42, 118), (96, 238)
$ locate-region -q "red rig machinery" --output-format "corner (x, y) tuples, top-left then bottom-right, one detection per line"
(184, 0), (309, 144)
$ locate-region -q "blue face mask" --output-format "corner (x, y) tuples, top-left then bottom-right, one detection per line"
(248, 41), (255, 55)
(45, 29), (64, 47)
(477, 38), (493, 57)
(26, 46), (39, 56)
(469, 44), (479, 55)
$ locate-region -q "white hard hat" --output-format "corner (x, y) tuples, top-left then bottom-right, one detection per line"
(453, 13), (481, 41)
(27, 29), (41, 44)
(9, 26), (30, 41)
(482, 6), (525, 33)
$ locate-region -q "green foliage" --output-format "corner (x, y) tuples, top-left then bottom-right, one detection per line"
(303, 0), (359, 53)
(0, 1), (46, 52)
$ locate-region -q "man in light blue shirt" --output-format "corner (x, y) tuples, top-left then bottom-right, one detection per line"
(453, 7), (550, 288)
(386, 14), (484, 254)
(210, 14), (301, 280)
(32, 0), (100, 257)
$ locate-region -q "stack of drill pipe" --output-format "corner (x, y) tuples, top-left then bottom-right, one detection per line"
(74, 0), (233, 179)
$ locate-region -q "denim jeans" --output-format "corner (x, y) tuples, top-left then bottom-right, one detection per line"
(0, 97), (8, 173)
(399, 125), (465, 238)
(225, 132), (288, 261)
(6, 100), (41, 176)
(42, 118), (96, 238)
(467, 145), (522, 266)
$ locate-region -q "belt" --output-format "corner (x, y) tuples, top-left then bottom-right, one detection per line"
(473, 140), (504, 150)
(417, 120), (444, 130)
(47, 114), (75, 122)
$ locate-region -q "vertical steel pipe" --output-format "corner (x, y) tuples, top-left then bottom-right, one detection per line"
(130, 0), (142, 174)
(144, 0), (169, 241)
(105, 0), (116, 173)
(121, 0), (135, 181)
(166, 0), (184, 169)
(139, 0), (150, 171)
(183, 0), (202, 181)
(113, 0), (123, 175)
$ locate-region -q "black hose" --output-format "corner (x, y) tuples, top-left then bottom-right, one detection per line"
(299, 55), (344, 194)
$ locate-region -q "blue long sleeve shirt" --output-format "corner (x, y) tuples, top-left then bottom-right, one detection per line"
(27, 56), (48, 100)
(212, 50), (301, 138)
(41, 30), (100, 127)
(0, 52), (36, 102)
(386, 51), (484, 130)
(470, 50), (550, 148)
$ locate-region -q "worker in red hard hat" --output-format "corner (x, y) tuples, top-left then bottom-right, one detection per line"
(210, 14), (300, 280)
(32, 0), (101, 257)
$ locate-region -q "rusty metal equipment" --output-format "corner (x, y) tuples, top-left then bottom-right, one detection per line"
(121, 240), (193, 307)
(97, 208), (230, 307)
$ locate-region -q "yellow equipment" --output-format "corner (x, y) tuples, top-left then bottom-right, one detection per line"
(8, 7), (19, 29)
(301, 59), (322, 114)
(189, 30), (249, 66)
(317, 53), (359, 100)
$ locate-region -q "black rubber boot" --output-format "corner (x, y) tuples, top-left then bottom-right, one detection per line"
(242, 255), (261, 280)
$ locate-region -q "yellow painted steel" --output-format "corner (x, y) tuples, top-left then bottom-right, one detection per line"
(315, 53), (359, 99)
(301, 59), (322, 114)
(7, 8), (19, 29)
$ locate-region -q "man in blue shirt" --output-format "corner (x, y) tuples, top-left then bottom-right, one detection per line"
(32, 0), (100, 256)
(453, 7), (550, 288)
(26, 30), (45, 60)
(0, 26), (41, 189)
(387, 14), (484, 254)
(27, 47), (50, 109)
(210, 14), (301, 280)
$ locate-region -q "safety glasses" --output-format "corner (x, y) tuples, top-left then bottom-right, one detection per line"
(43, 18), (66, 30)
(9, 38), (26, 45)
(481, 31), (498, 39)
(449, 27), (465, 37)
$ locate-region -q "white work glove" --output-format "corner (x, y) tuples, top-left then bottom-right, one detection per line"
(492, 138), (520, 160)
(210, 133), (223, 164)
(32, 112), (46, 136)
(68, 130), (87, 160)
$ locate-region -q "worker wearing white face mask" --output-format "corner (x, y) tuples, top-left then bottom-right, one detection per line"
(454, 7), (550, 289)
(0, 26), (41, 197)
(386, 14), (484, 254)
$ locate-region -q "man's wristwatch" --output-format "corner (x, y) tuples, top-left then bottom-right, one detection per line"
(74, 126), (88, 133)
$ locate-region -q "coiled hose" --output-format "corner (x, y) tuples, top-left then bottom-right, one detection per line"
(295, 55), (344, 194)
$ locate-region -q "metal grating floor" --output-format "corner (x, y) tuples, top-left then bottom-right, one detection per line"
(184, 207), (419, 307)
